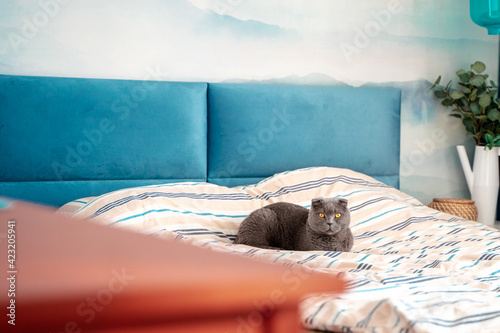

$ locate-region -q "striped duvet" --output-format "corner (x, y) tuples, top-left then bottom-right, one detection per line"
(65, 167), (500, 332)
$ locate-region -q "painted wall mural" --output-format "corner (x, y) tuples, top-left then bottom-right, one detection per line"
(0, 0), (498, 204)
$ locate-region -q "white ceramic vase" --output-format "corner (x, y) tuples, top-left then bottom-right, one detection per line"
(456, 145), (500, 226)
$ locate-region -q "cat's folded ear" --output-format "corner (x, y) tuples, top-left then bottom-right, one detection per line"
(337, 198), (348, 208)
(311, 198), (324, 208)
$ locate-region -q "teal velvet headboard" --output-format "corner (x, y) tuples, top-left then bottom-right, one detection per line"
(0, 75), (401, 206)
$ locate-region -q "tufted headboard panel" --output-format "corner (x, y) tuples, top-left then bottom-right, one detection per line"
(0, 74), (401, 206)
(207, 83), (401, 187)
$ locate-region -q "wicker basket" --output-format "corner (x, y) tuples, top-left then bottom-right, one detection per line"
(428, 198), (478, 221)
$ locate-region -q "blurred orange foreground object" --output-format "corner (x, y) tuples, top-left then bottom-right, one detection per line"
(0, 199), (345, 333)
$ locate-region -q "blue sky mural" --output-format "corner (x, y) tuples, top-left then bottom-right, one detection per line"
(0, 0), (498, 203)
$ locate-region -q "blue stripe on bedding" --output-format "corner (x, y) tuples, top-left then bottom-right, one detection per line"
(71, 199), (88, 204)
(298, 254), (321, 265)
(331, 309), (346, 325)
(426, 299), (487, 308)
(325, 260), (338, 268)
(460, 261), (481, 269)
(305, 301), (327, 325)
(353, 206), (408, 228)
(323, 251), (342, 258)
(74, 183), (210, 212)
(352, 286), (401, 293)
(382, 276), (445, 285)
(347, 279), (371, 289)
(255, 175), (391, 201)
(273, 253), (288, 263)
(111, 207), (248, 224)
(356, 299), (387, 328)
(412, 290), (485, 296)
(90, 191), (255, 218)
(349, 196), (396, 212)
(411, 311), (500, 327)
(168, 228), (236, 240)
(356, 215), (465, 240)
(475, 276), (500, 282)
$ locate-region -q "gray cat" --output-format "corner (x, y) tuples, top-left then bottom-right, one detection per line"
(234, 197), (353, 252)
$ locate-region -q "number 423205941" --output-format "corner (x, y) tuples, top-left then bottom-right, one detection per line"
(7, 220), (15, 270)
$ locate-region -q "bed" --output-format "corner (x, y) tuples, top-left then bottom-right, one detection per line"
(1, 74), (499, 332)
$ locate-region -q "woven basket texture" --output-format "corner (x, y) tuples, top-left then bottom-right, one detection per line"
(428, 198), (478, 221)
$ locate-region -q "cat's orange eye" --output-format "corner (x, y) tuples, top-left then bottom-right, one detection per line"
(335, 213), (342, 218)
(318, 213), (325, 218)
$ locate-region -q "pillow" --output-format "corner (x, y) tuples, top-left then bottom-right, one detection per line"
(68, 167), (419, 243)
(71, 182), (259, 242)
(58, 197), (96, 215)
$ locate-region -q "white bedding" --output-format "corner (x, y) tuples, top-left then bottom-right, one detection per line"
(63, 167), (500, 332)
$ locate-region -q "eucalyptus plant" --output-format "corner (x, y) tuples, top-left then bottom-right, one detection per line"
(429, 61), (500, 149)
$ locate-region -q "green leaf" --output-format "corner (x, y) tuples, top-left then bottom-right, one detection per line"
(458, 73), (470, 83)
(487, 108), (500, 121)
(463, 117), (475, 134)
(449, 113), (462, 119)
(461, 86), (471, 94)
(488, 89), (498, 97)
(471, 61), (486, 73)
(450, 90), (465, 100)
(491, 80), (498, 88)
(441, 98), (454, 106)
(434, 90), (447, 98)
(470, 90), (477, 101)
(471, 75), (486, 87)
(445, 80), (452, 91)
(485, 133), (493, 143)
(470, 102), (480, 115)
(427, 79), (439, 93)
(479, 93), (492, 108)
